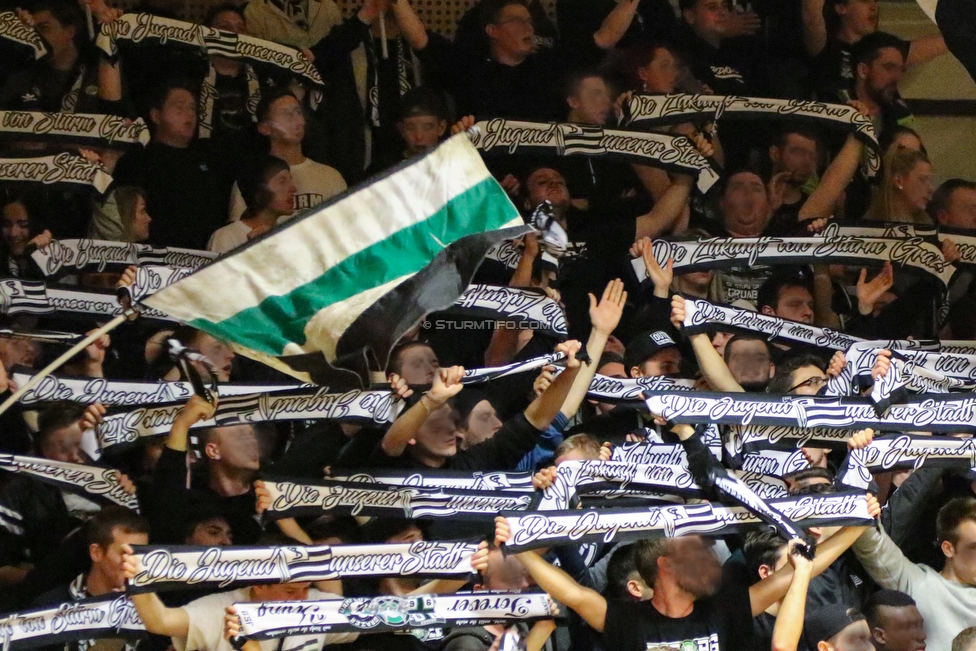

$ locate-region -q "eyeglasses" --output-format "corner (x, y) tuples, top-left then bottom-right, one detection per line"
(788, 375), (828, 392)
(496, 17), (534, 27)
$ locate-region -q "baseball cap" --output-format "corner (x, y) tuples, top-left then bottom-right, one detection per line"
(804, 605), (865, 646)
(624, 330), (677, 371)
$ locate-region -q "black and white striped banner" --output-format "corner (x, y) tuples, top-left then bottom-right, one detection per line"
(644, 390), (976, 434)
(0, 279), (176, 321)
(11, 369), (300, 406)
(32, 239), (215, 278)
(0, 153), (113, 193)
(500, 491), (874, 552)
(623, 94), (881, 177)
(0, 595), (144, 651)
(462, 351), (566, 384)
(96, 387), (405, 449)
(464, 119), (720, 193)
(232, 592), (554, 640)
(440, 285), (567, 339)
(0, 111), (149, 148)
(257, 478), (540, 521)
(0, 454), (138, 511)
(837, 434), (976, 479)
(708, 467), (804, 542)
(97, 14), (323, 87)
(633, 229), (956, 286)
(0, 11), (46, 59)
(126, 541), (479, 593)
(327, 469), (535, 492)
(677, 297), (862, 350)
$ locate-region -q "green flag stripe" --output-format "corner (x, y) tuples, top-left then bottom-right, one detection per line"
(187, 177), (520, 355)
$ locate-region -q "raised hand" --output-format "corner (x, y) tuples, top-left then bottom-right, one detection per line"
(848, 428), (875, 451)
(532, 366), (555, 398)
(589, 278), (627, 337)
(806, 217), (829, 234)
(29, 230), (52, 249)
(599, 441), (613, 461)
(118, 472), (137, 495)
(84, 329), (111, 366)
(450, 115), (476, 136)
(427, 366), (465, 405)
(224, 606), (242, 641)
(827, 351), (847, 378)
(120, 543), (141, 580)
(175, 394), (217, 429)
(389, 373), (414, 401)
(786, 538), (814, 572)
(554, 340), (582, 370)
(471, 540), (490, 574)
(117, 265), (138, 290)
(254, 480), (271, 514)
(532, 466), (558, 490)
(857, 262), (894, 316)
(724, 9), (761, 37)
(80, 402), (107, 430)
(493, 516), (511, 547)
(871, 349), (892, 381)
(670, 294), (687, 330)
(866, 493), (881, 519)
(942, 238), (962, 264)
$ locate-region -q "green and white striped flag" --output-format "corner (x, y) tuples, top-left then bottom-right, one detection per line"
(144, 135), (528, 385)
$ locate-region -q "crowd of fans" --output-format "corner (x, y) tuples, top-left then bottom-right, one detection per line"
(0, 0), (976, 650)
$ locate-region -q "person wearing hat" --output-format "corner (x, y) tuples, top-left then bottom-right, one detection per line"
(625, 329), (681, 379)
(364, 86), (449, 176)
(804, 605), (874, 651)
(207, 155), (297, 254)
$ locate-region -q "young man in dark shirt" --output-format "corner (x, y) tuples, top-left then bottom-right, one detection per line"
(95, 80), (235, 249)
(453, 0), (562, 121)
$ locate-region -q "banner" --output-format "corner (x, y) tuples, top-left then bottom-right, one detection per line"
(257, 478), (540, 521)
(32, 239), (215, 278)
(708, 468), (804, 542)
(0, 454), (138, 511)
(11, 370), (300, 406)
(462, 351), (567, 384)
(440, 285), (567, 339)
(0, 595), (144, 651)
(327, 469), (535, 492)
(633, 231), (956, 286)
(644, 390), (976, 434)
(96, 387), (404, 449)
(126, 541), (479, 593)
(623, 94), (881, 177)
(0, 153), (112, 193)
(0, 11), (46, 59)
(0, 112), (149, 148)
(232, 592), (554, 640)
(837, 434), (976, 479)
(465, 119), (719, 193)
(97, 13), (323, 87)
(500, 491), (874, 551)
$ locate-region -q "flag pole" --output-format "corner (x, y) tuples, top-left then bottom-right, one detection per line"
(0, 310), (134, 418)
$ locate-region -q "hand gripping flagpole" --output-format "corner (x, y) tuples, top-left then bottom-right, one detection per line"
(0, 309), (137, 417)
(0, 279), (142, 418)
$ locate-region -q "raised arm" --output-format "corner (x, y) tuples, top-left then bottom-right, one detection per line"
(560, 279), (626, 419)
(634, 175), (693, 240)
(802, 0), (827, 56)
(907, 35), (948, 67)
(122, 545), (190, 638)
(166, 395), (216, 453)
(493, 518), (608, 631)
(391, 0), (429, 50)
(771, 541), (814, 651)
(524, 340), (582, 430)
(380, 367), (464, 457)
(671, 295), (744, 392)
(798, 133), (863, 222)
(592, 0), (641, 50)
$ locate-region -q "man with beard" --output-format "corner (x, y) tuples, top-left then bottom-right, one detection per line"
(850, 32), (914, 143)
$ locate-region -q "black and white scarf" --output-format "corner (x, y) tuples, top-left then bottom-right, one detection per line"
(0, 153), (112, 193)
(0, 11), (46, 59)
(466, 119), (719, 193)
(231, 592), (554, 640)
(127, 541), (479, 593)
(365, 36), (420, 128)
(96, 14), (323, 87)
(634, 231), (956, 286)
(0, 111), (149, 148)
(326, 469), (535, 492)
(444, 285), (567, 339)
(257, 477), (541, 521)
(645, 390), (976, 434)
(198, 61), (261, 139)
(623, 93), (882, 177)
(11, 369), (300, 406)
(96, 387), (406, 449)
(0, 454), (138, 511)
(500, 491), (874, 552)
(32, 239), (214, 278)
(0, 594), (144, 651)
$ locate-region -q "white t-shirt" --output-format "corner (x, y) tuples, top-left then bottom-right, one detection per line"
(229, 158), (346, 221)
(207, 220), (253, 255)
(175, 587), (357, 651)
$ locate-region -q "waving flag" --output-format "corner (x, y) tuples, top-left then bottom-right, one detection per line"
(144, 135), (528, 386)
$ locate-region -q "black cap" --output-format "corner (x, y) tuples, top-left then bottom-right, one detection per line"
(804, 605), (865, 646)
(624, 330), (677, 371)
